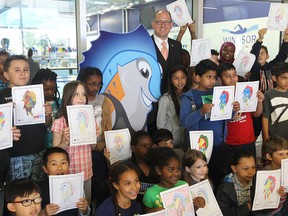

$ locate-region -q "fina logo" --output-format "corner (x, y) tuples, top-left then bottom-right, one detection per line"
(222, 24), (258, 34)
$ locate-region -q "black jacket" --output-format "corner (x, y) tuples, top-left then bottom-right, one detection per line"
(217, 180), (255, 216)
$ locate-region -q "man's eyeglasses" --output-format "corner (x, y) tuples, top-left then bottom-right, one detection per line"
(155, 20), (172, 25)
(85, 82), (103, 88)
(13, 196), (42, 207)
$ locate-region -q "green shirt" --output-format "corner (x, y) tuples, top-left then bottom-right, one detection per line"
(142, 180), (187, 208)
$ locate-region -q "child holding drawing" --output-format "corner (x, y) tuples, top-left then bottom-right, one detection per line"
(142, 147), (186, 213)
(180, 59), (239, 191)
(52, 80), (98, 204)
(31, 68), (61, 149)
(216, 150), (256, 216)
(103, 130), (158, 203)
(0, 55), (51, 184)
(182, 149), (209, 211)
(256, 136), (287, 215)
(250, 28), (288, 138)
(38, 147), (90, 216)
(79, 67), (112, 207)
(217, 62), (264, 164)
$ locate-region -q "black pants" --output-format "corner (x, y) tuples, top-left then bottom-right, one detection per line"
(91, 150), (110, 207)
(208, 144), (227, 193)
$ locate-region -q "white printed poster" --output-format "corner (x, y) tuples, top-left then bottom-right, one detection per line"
(233, 51), (256, 77)
(166, 0), (193, 27)
(191, 39), (211, 66)
(190, 180), (223, 216)
(67, 105), (97, 146)
(12, 84), (45, 126)
(160, 184), (195, 216)
(105, 128), (132, 164)
(210, 86), (235, 121)
(49, 172), (84, 214)
(235, 81), (259, 112)
(0, 103), (13, 150)
(281, 159), (288, 192)
(252, 170), (281, 211)
(189, 130), (213, 163)
(267, 3), (288, 31)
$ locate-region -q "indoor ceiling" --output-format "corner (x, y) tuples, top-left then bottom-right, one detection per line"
(0, 0), (283, 17)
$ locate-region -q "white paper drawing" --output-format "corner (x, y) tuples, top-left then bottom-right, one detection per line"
(93, 105), (102, 142)
(210, 86), (235, 121)
(49, 172), (84, 214)
(191, 39), (211, 66)
(189, 131), (213, 163)
(139, 209), (167, 216)
(67, 105), (96, 146)
(189, 179), (223, 216)
(233, 51), (256, 77)
(104, 128), (132, 164)
(267, 3), (288, 31)
(160, 184), (195, 216)
(12, 84), (45, 126)
(0, 103), (13, 150)
(252, 170), (281, 211)
(166, 0), (193, 27)
(281, 159), (288, 192)
(235, 81), (259, 112)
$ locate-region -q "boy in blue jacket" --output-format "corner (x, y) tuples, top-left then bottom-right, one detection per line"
(180, 59), (239, 191)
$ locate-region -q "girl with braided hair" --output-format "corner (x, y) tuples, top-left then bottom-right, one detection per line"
(31, 68), (61, 148)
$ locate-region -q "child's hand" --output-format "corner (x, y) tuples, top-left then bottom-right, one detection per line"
(44, 204), (60, 216)
(44, 102), (52, 117)
(277, 186), (286, 198)
(76, 198), (89, 214)
(193, 196), (206, 210)
(256, 90), (265, 103)
(247, 202), (252, 211)
(200, 104), (214, 115)
(63, 127), (70, 147)
(244, 71), (251, 80)
(188, 22), (196, 33)
(179, 25), (188, 33)
(284, 28), (288, 42)
(103, 148), (110, 160)
(12, 126), (21, 141)
(258, 28), (267, 42)
(96, 123), (101, 138)
(232, 101), (240, 112)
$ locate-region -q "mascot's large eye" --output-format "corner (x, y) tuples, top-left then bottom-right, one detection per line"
(137, 59), (151, 79)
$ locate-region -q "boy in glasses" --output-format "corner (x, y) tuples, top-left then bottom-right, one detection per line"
(6, 178), (42, 216)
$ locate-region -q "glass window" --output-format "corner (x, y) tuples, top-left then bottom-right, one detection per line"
(86, 0), (191, 51)
(0, 0), (77, 73)
(203, 0), (281, 58)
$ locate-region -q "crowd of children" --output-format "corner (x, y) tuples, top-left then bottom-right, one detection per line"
(1, 25), (288, 216)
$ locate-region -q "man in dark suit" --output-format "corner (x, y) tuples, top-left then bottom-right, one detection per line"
(147, 10), (183, 136)
(151, 10), (183, 94)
